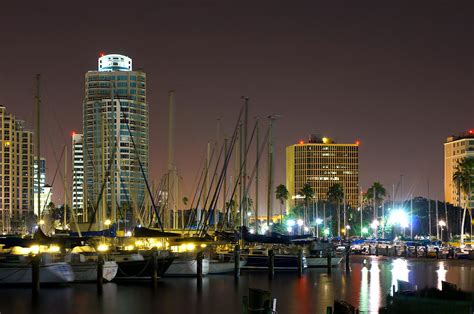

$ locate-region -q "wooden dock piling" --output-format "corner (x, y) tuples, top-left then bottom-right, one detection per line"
(234, 244), (240, 279)
(268, 249), (275, 279)
(97, 254), (104, 294)
(297, 249), (303, 277)
(32, 254), (40, 296)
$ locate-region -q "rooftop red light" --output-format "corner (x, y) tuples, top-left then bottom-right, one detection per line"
(299, 140), (304, 145)
(99, 52), (106, 57)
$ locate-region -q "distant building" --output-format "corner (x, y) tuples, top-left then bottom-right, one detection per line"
(0, 106), (34, 233)
(72, 133), (85, 222)
(33, 158), (52, 216)
(444, 130), (474, 208)
(286, 134), (359, 209)
(83, 53), (148, 224)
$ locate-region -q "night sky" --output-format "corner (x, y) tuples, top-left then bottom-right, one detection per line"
(0, 1), (472, 206)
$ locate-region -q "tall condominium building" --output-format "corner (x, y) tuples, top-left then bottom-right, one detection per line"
(33, 158), (52, 216)
(72, 133), (85, 222)
(0, 106), (34, 233)
(83, 54), (148, 224)
(444, 130), (474, 208)
(286, 134), (359, 209)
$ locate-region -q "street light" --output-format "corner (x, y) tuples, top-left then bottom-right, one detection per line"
(345, 225), (351, 238)
(315, 218), (323, 238)
(438, 220), (446, 241)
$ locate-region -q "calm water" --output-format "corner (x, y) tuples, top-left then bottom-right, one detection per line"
(1, 256), (473, 314)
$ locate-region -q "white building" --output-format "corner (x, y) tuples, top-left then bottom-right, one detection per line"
(72, 133), (85, 222)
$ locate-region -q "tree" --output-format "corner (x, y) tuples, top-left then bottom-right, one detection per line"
(182, 196), (189, 207)
(226, 199), (237, 227)
(327, 183), (344, 237)
(365, 182), (386, 235)
(299, 183), (314, 226)
(275, 184), (289, 222)
(453, 157), (474, 245)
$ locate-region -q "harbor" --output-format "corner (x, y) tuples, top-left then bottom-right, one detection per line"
(0, 255), (472, 313)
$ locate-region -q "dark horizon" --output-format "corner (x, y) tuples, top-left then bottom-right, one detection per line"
(1, 1), (473, 206)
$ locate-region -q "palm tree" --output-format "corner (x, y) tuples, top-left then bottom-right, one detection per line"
(366, 182), (386, 235)
(275, 184), (289, 222)
(453, 157), (474, 245)
(327, 183), (344, 237)
(299, 183), (315, 226)
(226, 199), (237, 227)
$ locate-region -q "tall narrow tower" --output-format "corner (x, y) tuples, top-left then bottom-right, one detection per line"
(83, 53), (148, 227)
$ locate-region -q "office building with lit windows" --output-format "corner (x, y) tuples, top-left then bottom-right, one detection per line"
(286, 134), (359, 209)
(33, 158), (52, 216)
(83, 54), (148, 223)
(444, 130), (474, 208)
(72, 133), (85, 222)
(0, 106), (34, 233)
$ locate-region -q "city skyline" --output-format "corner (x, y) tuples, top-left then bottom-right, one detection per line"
(0, 1), (473, 206)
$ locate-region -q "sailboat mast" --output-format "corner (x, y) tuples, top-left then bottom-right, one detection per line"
(267, 116), (276, 227)
(35, 74), (41, 223)
(64, 145), (68, 227)
(255, 117), (259, 232)
(167, 90), (176, 230)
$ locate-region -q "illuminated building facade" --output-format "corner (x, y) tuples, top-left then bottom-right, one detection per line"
(0, 106), (34, 233)
(444, 130), (474, 208)
(286, 134), (359, 209)
(83, 54), (148, 223)
(33, 158), (52, 216)
(72, 133), (85, 222)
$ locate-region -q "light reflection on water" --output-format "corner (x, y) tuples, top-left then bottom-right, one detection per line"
(0, 257), (472, 314)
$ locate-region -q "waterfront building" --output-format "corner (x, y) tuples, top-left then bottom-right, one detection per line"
(286, 134), (359, 209)
(83, 53), (148, 225)
(0, 106), (34, 233)
(33, 158), (52, 216)
(444, 130), (474, 208)
(72, 132), (85, 222)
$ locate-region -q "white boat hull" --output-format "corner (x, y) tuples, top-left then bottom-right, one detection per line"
(165, 259), (209, 277)
(0, 262), (74, 284)
(306, 257), (342, 267)
(70, 261), (118, 282)
(208, 260), (246, 274)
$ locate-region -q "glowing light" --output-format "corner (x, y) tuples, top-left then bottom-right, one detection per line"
(261, 224), (269, 234)
(323, 228), (330, 236)
(362, 227), (369, 234)
(304, 226), (310, 232)
(322, 137), (329, 144)
(388, 209), (409, 228)
(97, 244), (109, 252)
(299, 140), (304, 145)
(135, 240), (144, 247)
(469, 129), (474, 134)
(438, 220), (446, 227)
(200, 244), (207, 248)
(30, 245), (40, 255)
(297, 219), (304, 226)
(186, 243), (196, 251)
(38, 220), (45, 225)
(315, 218), (323, 225)
(124, 245), (134, 251)
(345, 225), (351, 230)
(125, 231), (132, 237)
(370, 219), (379, 229)
(71, 131), (76, 137)
(249, 228), (255, 234)
(48, 245), (60, 253)
(355, 140), (361, 145)
(247, 211), (252, 217)
(99, 52), (106, 57)
(287, 219), (295, 227)
(287, 227), (292, 233)
(3, 141), (11, 147)
(104, 219), (111, 226)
